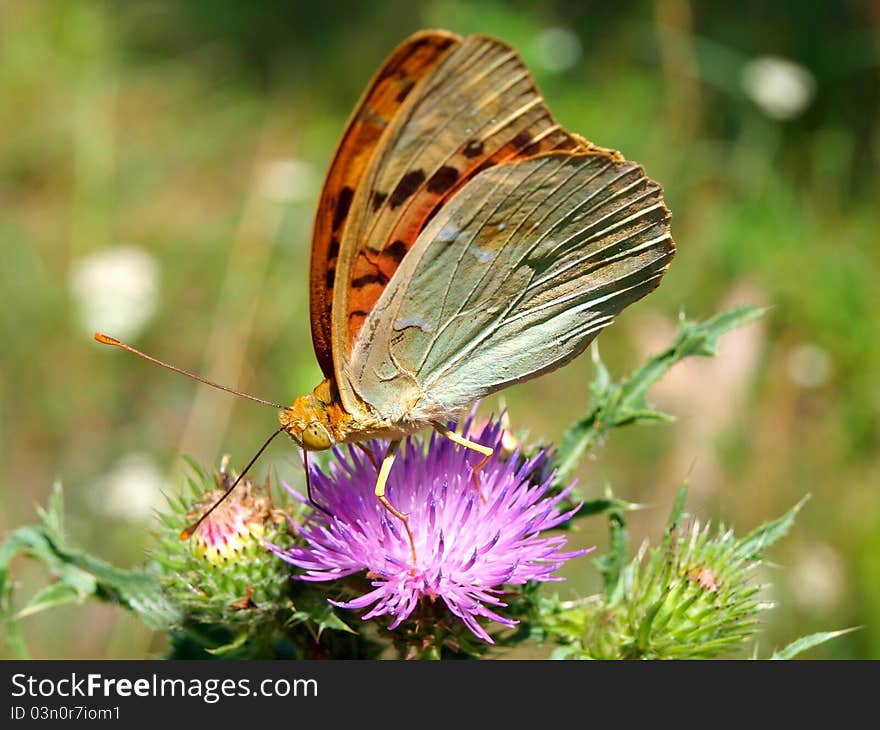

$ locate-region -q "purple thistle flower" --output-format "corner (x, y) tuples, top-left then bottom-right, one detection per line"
(270, 417), (590, 643)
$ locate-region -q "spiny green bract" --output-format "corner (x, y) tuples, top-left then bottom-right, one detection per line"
(537, 486), (805, 660)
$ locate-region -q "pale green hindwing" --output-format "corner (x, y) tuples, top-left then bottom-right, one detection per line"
(344, 151), (674, 423)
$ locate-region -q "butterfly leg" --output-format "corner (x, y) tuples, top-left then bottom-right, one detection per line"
(431, 422), (494, 495)
(355, 442), (380, 472)
(374, 440), (418, 568)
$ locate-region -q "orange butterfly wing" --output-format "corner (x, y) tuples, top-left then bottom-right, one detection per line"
(308, 30), (462, 379)
(331, 36), (610, 376)
(314, 32), (629, 415)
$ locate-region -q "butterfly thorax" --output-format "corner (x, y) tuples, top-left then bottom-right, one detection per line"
(279, 378), (354, 451)
(280, 376), (425, 449)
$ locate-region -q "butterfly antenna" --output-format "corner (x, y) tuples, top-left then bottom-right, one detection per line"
(180, 425), (286, 539)
(94, 332), (285, 410)
(302, 450), (334, 518)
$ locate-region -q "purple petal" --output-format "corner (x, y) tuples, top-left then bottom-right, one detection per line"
(273, 414), (589, 643)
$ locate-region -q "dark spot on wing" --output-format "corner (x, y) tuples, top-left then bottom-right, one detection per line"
(375, 35), (456, 85)
(463, 139), (484, 158)
(383, 240), (409, 264)
(351, 271), (389, 288)
(371, 191), (387, 212)
(328, 237), (340, 259)
(426, 165), (459, 194)
(511, 131), (533, 150)
(423, 205), (441, 228)
(325, 266), (336, 289)
(348, 310), (369, 331)
(472, 160), (495, 176)
(395, 78), (415, 103)
(407, 36), (434, 55)
(436, 37), (456, 52)
(389, 169), (426, 208)
(332, 186), (354, 232)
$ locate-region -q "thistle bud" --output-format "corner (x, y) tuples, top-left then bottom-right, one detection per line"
(539, 488), (805, 660)
(151, 457), (295, 647)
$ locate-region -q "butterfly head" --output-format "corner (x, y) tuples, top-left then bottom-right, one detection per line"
(279, 379), (345, 451)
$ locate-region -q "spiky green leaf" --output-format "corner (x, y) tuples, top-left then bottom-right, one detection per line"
(15, 582), (90, 620)
(596, 510), (628, 602)
(0, 483), (177, 656)
(769, 628), (858, 660)
(541, 489), (808, 660)
(734, 495), (809, 561)
(577, 495), (643, 518)
(553, 305), (765, 487)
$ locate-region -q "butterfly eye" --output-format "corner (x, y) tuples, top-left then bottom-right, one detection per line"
(301, 421), (333, 451)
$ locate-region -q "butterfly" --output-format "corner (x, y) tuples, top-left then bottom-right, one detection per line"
(97, 30), (674, 564)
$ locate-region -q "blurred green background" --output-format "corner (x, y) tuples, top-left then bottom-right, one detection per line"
(1, 0), (878, 659)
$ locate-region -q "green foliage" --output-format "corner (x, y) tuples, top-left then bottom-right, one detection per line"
(0, 307), (849, 659)
(1, 0), (876, 659)
(1, 466), (380, 659)
(769, 628), (859, 660)
(150, 463), (295, 656)
(148, 462), (384, 658)
(537, 486), (849, 659)
(553, 306), (766, 489)
(0, 484), (175, 658)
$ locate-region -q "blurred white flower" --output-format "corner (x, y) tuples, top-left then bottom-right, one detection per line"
(786, 343), (832, 388)
(90, 452), (167, 523)
(258, 158), (318, 203)
(789, 542), (846, 616)
(69, 246), (159, 340)
(534, 27), (582, 73)
(741, 56), (816, 120)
